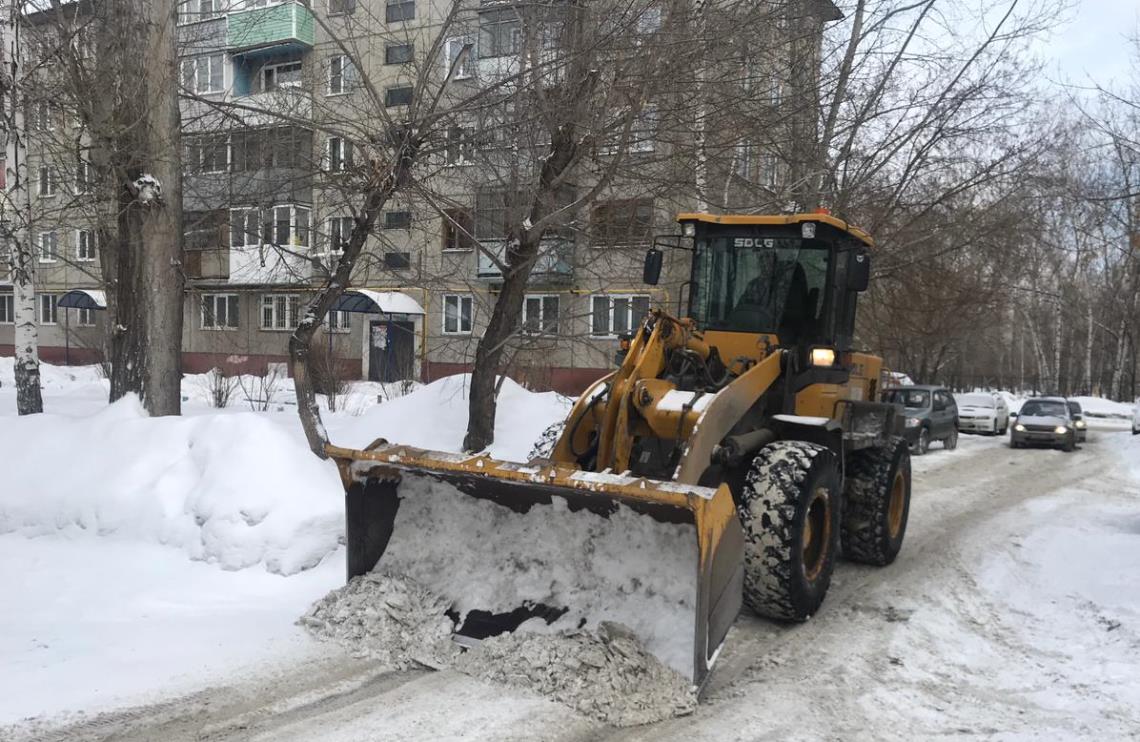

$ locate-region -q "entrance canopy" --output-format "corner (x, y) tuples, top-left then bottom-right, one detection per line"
(58, 289), (107, 310)
(332, 289), (424, 315)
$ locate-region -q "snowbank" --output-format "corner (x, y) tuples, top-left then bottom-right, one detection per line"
(0, 357), (106, 393)
(1066, 395), (1136, 420)
(0, 396), (343, 575)
(334, 374), (572, 462)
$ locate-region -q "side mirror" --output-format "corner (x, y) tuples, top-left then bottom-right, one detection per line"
(847, 249), (870, 292)
(643, 248), (663, 286)
(1010, 411), (1018, 419)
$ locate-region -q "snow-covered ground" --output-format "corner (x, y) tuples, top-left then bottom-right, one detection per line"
(2, 362), (1139, 740)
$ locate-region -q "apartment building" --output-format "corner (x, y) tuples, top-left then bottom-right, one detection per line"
(1, 0), (840, 394)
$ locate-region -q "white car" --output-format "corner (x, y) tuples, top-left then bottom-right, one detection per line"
(954, 392), (1010, 435)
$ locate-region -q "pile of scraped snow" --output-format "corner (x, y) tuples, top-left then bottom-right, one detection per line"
(380, 474), (698, 676)
(0, 396), (343, 575)
(301, 573), (697, 727)
(0, 357), (106, 393)
(333, 374), (572, 461)
(1067, 395), (1136, 420)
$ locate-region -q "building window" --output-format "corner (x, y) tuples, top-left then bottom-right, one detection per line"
(327, 54), (358, 95)
(30, 101), (56, 131)
(327, 215), (354, 253)
(326, 136), (353, 172)
(260, 293), (300, 330)
(180, 0), (221, 24)
(442, 208), (474, 251)
(75, 158), (94, 194)
(261, 60), (303, 92)
(591, 294), (650, 336)
(76, 230), (97, 262)
(443, 37), (473, 79)
(201, 293), (239, 329)
(481, 10), (521, 58)
(445, 125), (474, 165)
(0, 292), (13, 324)
(230, 205), (310, 248)
(230, 126), (312, 171)
(77, 307), (96, 327)
(38, 165), (57, 196)
(385, 0), (414, 23)
(385, 43), (414, 65)
(39, 294), (58, 325)
(184, 209), (228, 251)
(384, 251), (411, 269)
(384, 210), (412, 230)
(188, 134), (229, 174)
(522, 294), (559, 335)
(326, 309), (351, 332)
(38, 231), (59, 262)
(329, 0), (356, 15)
(442, 294), (473, 335)
(181, 53), (225, 94)
(385, 85), (414, 107)
(590, 199), (654, 246)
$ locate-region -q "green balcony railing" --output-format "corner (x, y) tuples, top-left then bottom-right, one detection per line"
(227, 1), (314, 52)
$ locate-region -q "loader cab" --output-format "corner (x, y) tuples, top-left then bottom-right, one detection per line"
(658, 214), (872, 357)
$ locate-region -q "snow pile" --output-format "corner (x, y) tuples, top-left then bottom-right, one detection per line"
(1066, 395), (1136, 420)
(380, 474), (698, 675)
(455, 623), (697, 727)
(301, 574), (697, 727)
(0, 396), (343, 575)
(334, 374), (572, 461)
(299, 572), (459, 670)
(0, 357), (106, 393)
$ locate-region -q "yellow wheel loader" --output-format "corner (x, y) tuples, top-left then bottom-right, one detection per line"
(327, 212), (912, 690)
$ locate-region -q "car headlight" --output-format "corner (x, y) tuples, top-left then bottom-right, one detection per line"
(1075, 420), (1086, 429)
(1014, 424), (1026, 432)
(905, 417), (920, 428)
(1054, 426), (1068, 435)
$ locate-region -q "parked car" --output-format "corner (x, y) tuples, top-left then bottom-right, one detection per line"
(1066, 400), (1088, 442)
(1011, 397), (1077, 451)
(954, 392), (1010, 435)
(884, 385), (959, 455)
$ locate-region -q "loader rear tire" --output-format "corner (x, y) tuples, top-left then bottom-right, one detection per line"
(738, 441), (841, 622)
(841, 437), (911, 566)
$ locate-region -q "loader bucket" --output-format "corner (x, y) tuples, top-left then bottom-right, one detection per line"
(326, 442), (744, 689)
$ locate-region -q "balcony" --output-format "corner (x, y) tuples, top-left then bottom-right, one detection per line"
(227, 1), (314, 54)
(228, 244), (311, 285)
(184, 248), (229, 280)
(476, 237), (573, 282)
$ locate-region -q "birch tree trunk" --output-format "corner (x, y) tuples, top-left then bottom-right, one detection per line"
(4, 0), (42, 414)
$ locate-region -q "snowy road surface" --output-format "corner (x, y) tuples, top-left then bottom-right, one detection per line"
(6, 424), (1138, 741)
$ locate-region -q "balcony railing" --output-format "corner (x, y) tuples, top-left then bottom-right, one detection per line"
(476, 237), (573, 282)
(227, 1), (314, 53)
(229, 244), (312, 285)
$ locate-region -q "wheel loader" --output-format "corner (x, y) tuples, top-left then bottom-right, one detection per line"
(326, 212), (911, 690)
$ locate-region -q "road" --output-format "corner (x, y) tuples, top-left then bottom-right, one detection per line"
(14, 426), (1140, 742)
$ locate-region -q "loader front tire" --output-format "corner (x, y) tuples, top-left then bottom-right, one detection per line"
(738, 441), (841, 622)
(841, 437), (911, 566)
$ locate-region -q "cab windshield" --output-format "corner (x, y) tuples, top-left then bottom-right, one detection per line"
(690, 236), (829, 341)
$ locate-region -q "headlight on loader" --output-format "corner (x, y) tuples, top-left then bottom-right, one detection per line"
(810, 347), (836, 367)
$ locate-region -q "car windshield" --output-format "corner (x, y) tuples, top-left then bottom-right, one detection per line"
(690, 236), (829, 342)
(957, 394), (994, 408)
(1067, 401), (1082, 415)
(885, 389), (929, 409)
(1020, 400), (1068, 418)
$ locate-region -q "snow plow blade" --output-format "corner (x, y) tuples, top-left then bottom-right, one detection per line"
(326, 441), (744, 689)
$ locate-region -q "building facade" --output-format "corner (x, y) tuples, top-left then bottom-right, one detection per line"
(1, 0), (838, 394)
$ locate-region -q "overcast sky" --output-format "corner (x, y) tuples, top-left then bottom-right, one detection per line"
(1040, 0), (1136, 88)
